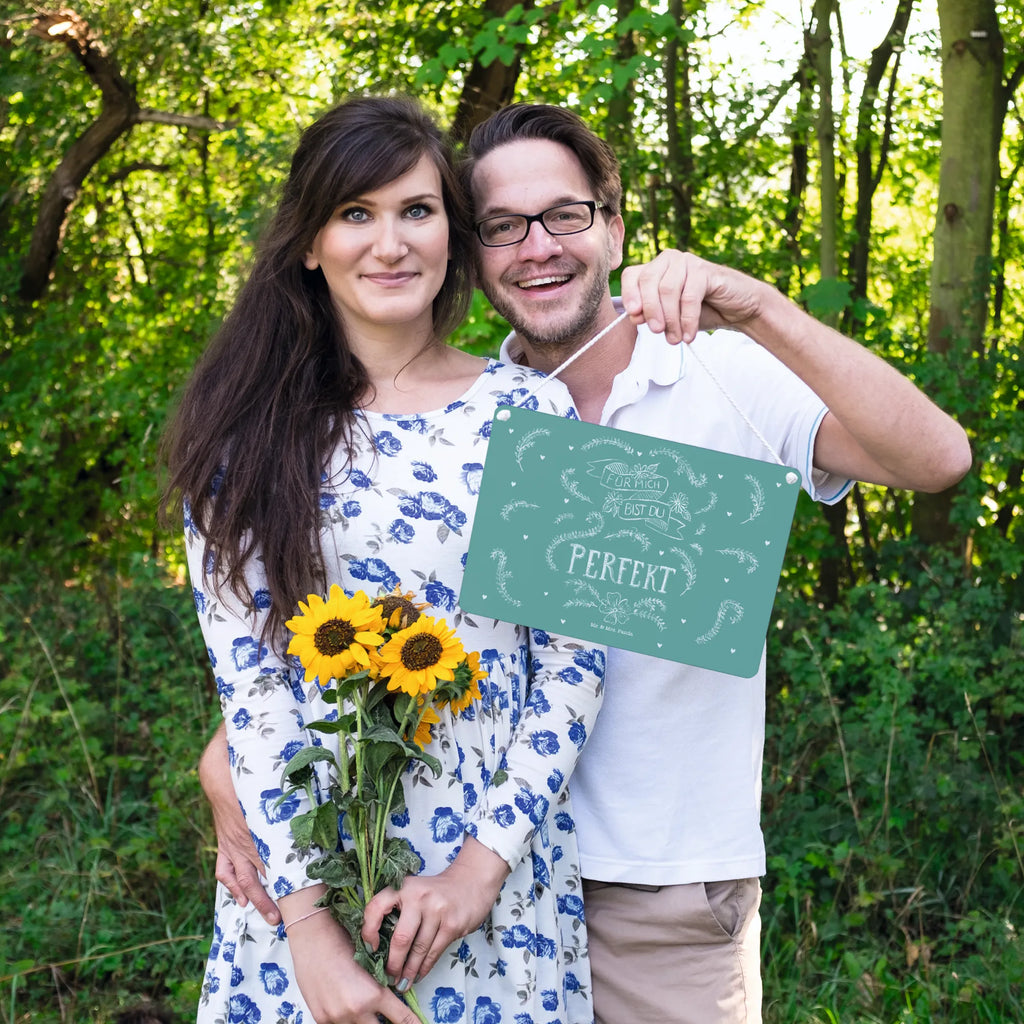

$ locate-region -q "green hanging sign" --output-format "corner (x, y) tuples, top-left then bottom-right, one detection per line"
(460, 407), (802, 677)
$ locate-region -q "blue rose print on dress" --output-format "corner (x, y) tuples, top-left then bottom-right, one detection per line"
(342, 499), (362, 517)
(232, 708), (252, 730)
(319, 492), (336, 509)
(250, 832), (271, 865)
(230, 965), (244, 986)
(259, 788), (299, 823)
(554, 811), (574, 832)
(501, 924), (535, 951)
(541, 989), (558, 1011)
(389, 519), (416, 543)
(432, 987), (466, 1023)
(424, 579), (457, 611)
(227, 993), (261, 1023)
(279, 739), (303, 762)
(557, 666), (583, 685)
(347, 557), (399, 591)
(208, 923), (223, 961)
(430, 807), (464, 844)
(557, 894), (585, 922)
(183, 499), (198, 539)
(444, 503), (467, 530)
(473, 996), (503, 1024)
(461, 463), (484, 494)
(515, 789), (549, 826)
(568, 721), (587, 750)
(412, 460), (437, 482)
(529, 730), (560, 756)
(573, 648), (605, 674)
(526, 690), (551, 714)
(393, 414), (429, 433)
(545, 769), (564, 794)
(531, 852), (551, 890)
(492, 804), (516, 828)
(258, 963), (289, 996)
(272, 876), (294, 897)
(534, 934), (557, 959)
(253, 589), (272, 611)
(348, 468), (374, 489)
(231, 637), (265, 672)
(194, 587), (207, 613)
(374, 431), (402, 456)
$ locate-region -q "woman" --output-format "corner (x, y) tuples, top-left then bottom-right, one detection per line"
(162, 96), (605, 1024)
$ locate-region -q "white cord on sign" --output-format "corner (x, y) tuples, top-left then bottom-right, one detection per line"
(508, 310), (794, 477)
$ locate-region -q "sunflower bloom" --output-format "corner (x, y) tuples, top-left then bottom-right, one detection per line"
(372, 585), (428, 630)
(448, 650), (486, 715)
(285, 585), (386, 683)
(408, 703), (441, 749)
(377, 615), (466, 697)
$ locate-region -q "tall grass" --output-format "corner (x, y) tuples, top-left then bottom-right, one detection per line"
(0, 554), (215, 1023)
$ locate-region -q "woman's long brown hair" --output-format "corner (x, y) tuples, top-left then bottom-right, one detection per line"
(161, 96), (474, 649)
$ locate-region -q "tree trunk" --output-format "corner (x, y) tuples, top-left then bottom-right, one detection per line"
(664, 0), (693, 249)
(807, 0), (838, 286)
(19, 11), (139, 301)
(848, 0), (913, 317)
(912, 0), (1003, 544)
(450, 0), (535, 144)
(606, 0), (637, 162)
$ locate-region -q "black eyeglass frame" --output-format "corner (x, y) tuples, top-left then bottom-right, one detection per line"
(474, 200), (608, 247)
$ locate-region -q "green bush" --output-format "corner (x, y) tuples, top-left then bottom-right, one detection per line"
(0, 552), (216, 1022)
(762, 537), (1024, 1023)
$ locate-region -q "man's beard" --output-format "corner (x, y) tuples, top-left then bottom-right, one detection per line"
(482, 260), (611, 355)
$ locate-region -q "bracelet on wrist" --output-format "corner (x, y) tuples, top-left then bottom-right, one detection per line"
(283, 906), (329, 931)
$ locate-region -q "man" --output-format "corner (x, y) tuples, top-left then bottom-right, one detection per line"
(202, 104), (970, 1023)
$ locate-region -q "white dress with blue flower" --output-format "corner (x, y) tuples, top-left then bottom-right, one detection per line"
(189, 360), (605, 1024)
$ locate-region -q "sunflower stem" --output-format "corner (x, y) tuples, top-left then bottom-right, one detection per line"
(351, 683), (375, 903)
(401, 984), (430, 1024)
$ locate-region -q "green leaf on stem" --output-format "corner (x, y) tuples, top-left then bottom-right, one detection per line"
(281, 745), (337, 786)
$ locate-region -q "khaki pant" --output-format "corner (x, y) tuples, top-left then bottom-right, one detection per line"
(582, 878), (762, 1024)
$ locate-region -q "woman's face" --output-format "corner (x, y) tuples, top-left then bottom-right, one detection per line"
(304, 154), (451, 340)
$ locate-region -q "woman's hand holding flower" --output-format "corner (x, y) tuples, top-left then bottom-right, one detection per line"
(362, 835), (511, 991)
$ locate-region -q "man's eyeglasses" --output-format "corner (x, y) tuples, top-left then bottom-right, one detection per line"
(474, 200), (607, 248)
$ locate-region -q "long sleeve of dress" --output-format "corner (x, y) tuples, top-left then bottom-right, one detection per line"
(465, 629), (605, 873)
(185, 509), (322, 897)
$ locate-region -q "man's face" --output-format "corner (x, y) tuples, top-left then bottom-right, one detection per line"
(470, 138), (624, 353)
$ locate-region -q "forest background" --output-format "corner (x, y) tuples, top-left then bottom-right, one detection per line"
(1, 0), (1021, 1021)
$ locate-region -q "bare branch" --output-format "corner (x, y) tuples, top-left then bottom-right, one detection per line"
(136, 109), (237, 132)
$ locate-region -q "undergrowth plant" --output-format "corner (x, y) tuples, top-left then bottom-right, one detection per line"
(761, 533), (1024, 1023)
(0, 553), (216, 1023)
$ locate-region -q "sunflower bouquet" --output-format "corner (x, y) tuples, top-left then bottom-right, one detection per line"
(279, 583), (485, 1020)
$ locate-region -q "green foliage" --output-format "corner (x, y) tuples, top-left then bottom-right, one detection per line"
(0, 552), (216, 1022)
(1, 0), (1022, 1020)
(761, 539), (1024, 1022)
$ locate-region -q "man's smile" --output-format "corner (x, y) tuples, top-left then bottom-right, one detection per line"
(516, 274), (573, 290)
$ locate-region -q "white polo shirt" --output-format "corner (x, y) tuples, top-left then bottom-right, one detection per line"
(500, 312), (851, 885)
